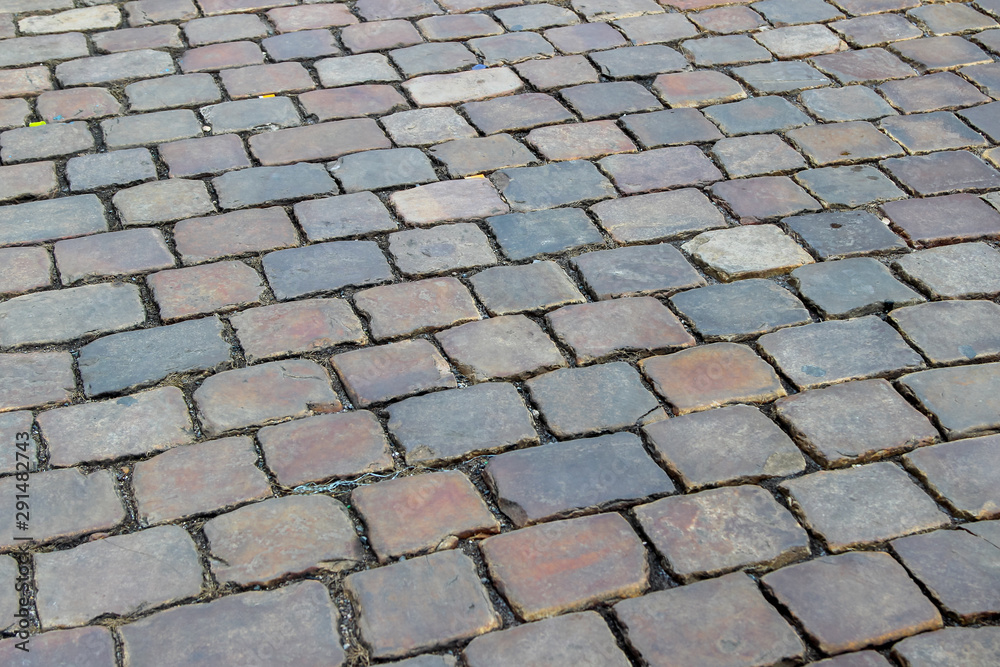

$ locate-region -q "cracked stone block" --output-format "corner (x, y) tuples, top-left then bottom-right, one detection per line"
(437, 315), (566, 382)
(782, 462), (949, 551)
(893, 242), (1000, 299)
(482, 513), (648, 621)
(790, 257), (924, 318)
(293, 192), (397, 242)
(346, 550), (500, 659)
(526, 362), (660, 438)
(905, 434), (1000, 520)
(643, 403), (804, 489)
(682, 224), (814, 281)
(615, 572), (805, 667)
(263, 240), (393, 300)
(637, 485), (810, 582)
(759, 316), (924, 390)
(120, 581), (346, 667)
(193, 359), (341, 435)
(0, 282), (145, 348)
(388, 223), (498, 277)
(487, 207), (603, 260)
(352, 470), (499, 561)
(464, 612), (630, 667)
(785, 210), (907, 260)
(205, 495), (363, 584)
(484, 432), (674, 527)
(258, 410), (393, 487)
(546, 296), (695, 363)
(573, 243), (706, 299)
(333, 338), (456, 407)
(711, 133), (807, 178)
(391, 178), (508, 226)
(775, 379), (938, 467)
(54, 228), (175, 283)
(889, 300), (1000, 365)
(762, 551), (942, 655)
(892, 627), (1000, 667)
(35, 526), (204, 629)
(132, 435), (272, 524)
(0, 353), (70, 413)
(493, 160), (617, 212)
(430, 134), (537, 178)
(898, 362), (1000, 439)
(78, 316), (230, 397)
(470, 261), (585, 316)
(387, 382), (538, 465)
(670, 279), (811, 342)
(355, 277), (479, 341)
(148, 260), (264, 322)
(202, 97), (301, 133)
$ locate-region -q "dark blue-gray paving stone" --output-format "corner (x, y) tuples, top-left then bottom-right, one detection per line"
(389, 42), (478, 77)
(78, 316), (232, 397)
(293, 191), (398, 242)
(201, 97), (302, 133)
(703, 96), (813, 135)
(0, 194), (108, 247)
(620, 108), (723, 148)
(790, 257), (925, 319)
(572, 243), (706, 299)
(751, 0), (844, 25)
(492, 160), (617, 212)
(795, 165), (906, 207)
(330, 147), (437, 193)
(486, 207), (604, 260)
(262, 30), (341, 61)
(669, 278), (811, 341)
(732, 61), (831, 94)
(682, 35), (772, 66)
(783, 210), (908, 259)
(559, 81), (662, 120)
(213, 163), (339, 209)
(263, 240), (393, 300)
(66, 148), (158, 191)
(588, 45), (687, 78)
(799, 85), (898, 122)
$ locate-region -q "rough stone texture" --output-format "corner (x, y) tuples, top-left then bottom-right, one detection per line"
(0, 246), (51, 297)
(709, 176), (822, 222)
(784, 210), (907, 259)
(404, 67), (524, 106)
(332, 338), (456, 407)
(38, 386), (194, 466)
(173, 207), (299, 264)
(790, 257), (923, 318)
(525, 362), (660, 438)
(762, 551), (943, 655)
(263, 241), (393, 300)
(66, 147), (157, 191)
(120, 581), (346, 667)
(193, 359), (340, 435)
(148, 260), (264, 322)
(882, 193), (1000, 247)
(614, 572), (806, 667)
(258, 410), (393, 487)
(231, 298), (365, 362)
(485, 432), (674, 527)
(354, 278), (478, 341)
(640, 343), (786, 415)
(293, 191), (397, 241)
(35, 526), (204, 629)
(482, 513), (648, 621)
(352, 470), (499, 561)
(599, 145), (722, 194)
(775, 379), (938, 467)
(573, 243), (707, 299)
(78, 317), (230, 397)
(0, 194), (108, 247)
(643, 403), (805, 490)
(782, 462), (950, 552)
(897, 363), (1000, 439)
(345, 550), (501, 659)
(471, 261), (585, 316)
(54, 229), (175, 283)
(388, 223), (498, 277)
(204, 495), (363, 584)
(431, 133), (537, 177)
(889, 300), (1000, 365)
(0, 626), (116, 666)
(437, 315), (565, 381)
(670, 279), (811, 341)
(590, 188), (726, 244)
(0, 352), (76, 413)
(758, 316), (925, 390)
(682, 224), (814, 281)
(904, 435), (1000, 520)
(113, 178), (214, 226)
(493, 160), (617, 212)
(892, 627), (1000, 667)
(487, 207), (602, 261)
(893, 242), (1000, 299)
(387, 382), (538, 464)
(390, 178), (509, 226)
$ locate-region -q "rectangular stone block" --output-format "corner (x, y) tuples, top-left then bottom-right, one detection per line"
(0, 33), (88, 68)
(248, 118), (390, 166)
(55, 49), (175, 86)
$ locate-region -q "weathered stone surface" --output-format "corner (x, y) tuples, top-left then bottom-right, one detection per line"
(463, 92), (575, 134)
(599, 145), (722, 194)
(515, 54), (599, 90)
(784, 210), (907, 259)
(231, 298), (366, 363)
(762, 551), (942, 655)
(437, 315), (565, 381)
(383, 107), (477, 146)
(404, 67), (523, 106)
(56, 49), (175, 86)
(492, 160), (616, 212)
(0, 246), (50, 297)
(670, 279), (811, 342)
(249, 118), (389, 166)
(643, 404), (805, 490)
(892, 627), (1000, 667)
(205, 495), (362, 584)
(0, 161), (58, 203)
(2, 121), (94, 163)
(637, 485), (809, 582)
(120, 581), (346, 667)
(782, 462), (949, 552)
(485, 432), (674, 526)
(39, 386), (194, 466)
(202, 97), (301, 133)
(66, 147), (157, 191)
(333, 339), (455, 407)
(148, 260), (263, 322)
(800, 84), (898, 122)
(388, 223), (498, 277)
(126, 73), (220, 112)
(174, 208), (298, 264)
(621, 108), (724, 149)
(547, 296), (694, 363)
(797, 165), (906, 208)
(0, 194), (107, 247)
(893, 242), (1000, 299)
(775, 379), (937, 467)
(353, 470), (498, 561)
(0, 468), (124, 549)
(711, 133), (807, 177)
(882, 193), (1000, 247)
(160, 134), (251, 178)
(486, 207), (602, 260)
(346, 550), (500, 659)
(331, 148), (436, 193)
(78, 317), (229, 397)
(355, 278), (478, 342)
(0, 411), (38, 474)
(388, 382), (537, 464)
(0, 352), (75, 413)
(790, 257), (923, 318)
(526, 120), (636, 161)
(682, 224), (814, 281)
(703, 96), (813, 135)
(890, 300), (1000, 365)
(759, 316), (924, 390)
(464, 611), (631, 667)
(35, 526), (203, 629)
(573, 243), (706, 300)
(812, 47), (917, 83)
(54, 229), (174, 283)
(0, 626), (116, 666)
(733, 60), (831, 94)
(194, 360), (339, 435)
(652, 69), (746, 107)
(258, 410), (393, 487)
(640, 343), (786, 415)
(0, 33), (89, 69)
(897, 362), (1000, 439)
(905, 435), (1000, 520)
(213, 163), (339, 209)
(20, 6), (120, 35)
(471, 261), (585, 316)
(113, 178), (214, 225)
(294, 191), (397, 242)
(615, 572), (805, 667)
(316, 53), (400, 87)
(526, 362), (660, 438)
(263, 241), (393, 300)
(483, 513), (648, 621)
(807, 653), (893, 667)
(390, 178), (508, 226)
(37, 88), (120, 123)
(591, 188), (725, 244)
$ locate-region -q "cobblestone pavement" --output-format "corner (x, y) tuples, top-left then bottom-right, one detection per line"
(2, 0), (1000, 663)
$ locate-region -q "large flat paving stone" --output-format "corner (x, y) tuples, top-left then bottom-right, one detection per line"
(889, 300), (1000, 365)
(669, 279), (811, 341)
(892, 627), (1000, 667)
(904, 434), (1000, 519)
(897, 362), (1000, 439)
